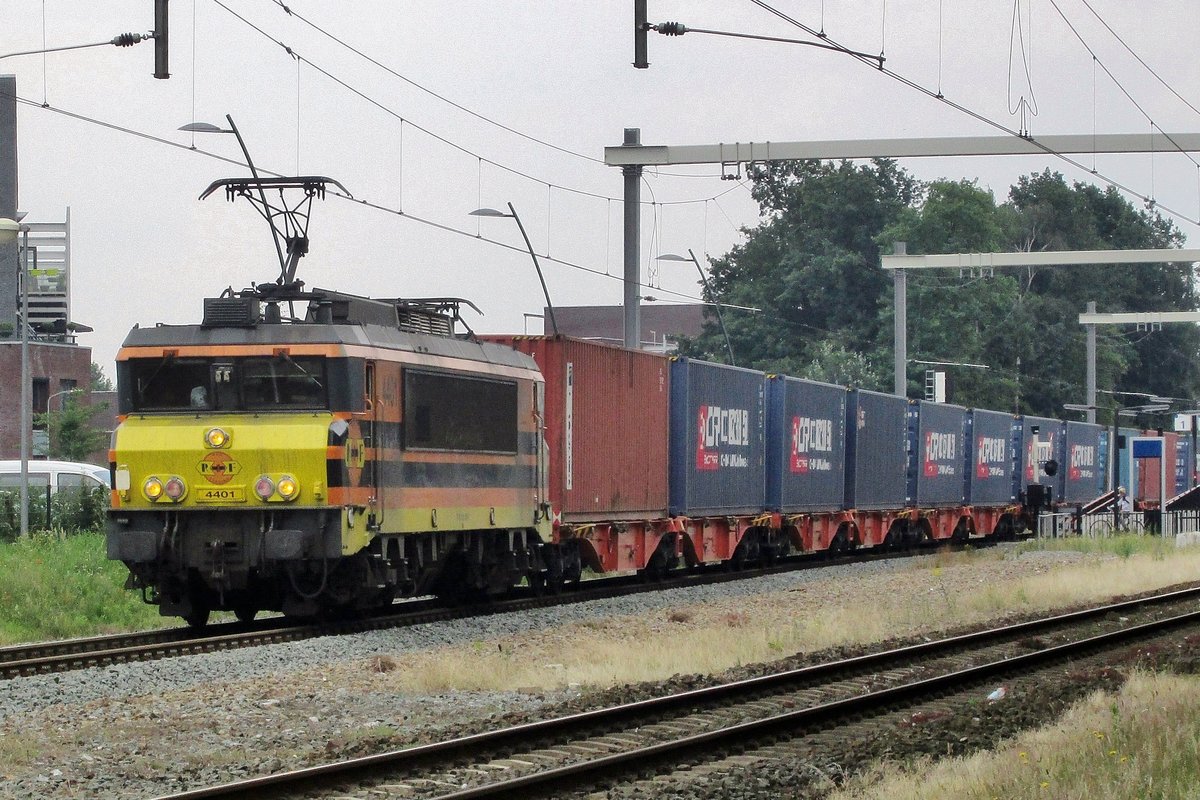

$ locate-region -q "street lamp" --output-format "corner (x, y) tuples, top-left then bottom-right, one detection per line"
(657, 250), (735, 365)
(0, 215), (32, 538)
(46, 386), (84, 411)
(179, 115), (287, 278)
(469, 204), (558, 336)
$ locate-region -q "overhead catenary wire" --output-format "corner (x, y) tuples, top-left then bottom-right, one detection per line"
(266, 0), (606, 166)
(744, 0), (1200, 228)
(1046, 0), (1200, 173)
(212, 0), (733, 211)
(1078, 0), (1200, 121)
(9, 92), (722, 311)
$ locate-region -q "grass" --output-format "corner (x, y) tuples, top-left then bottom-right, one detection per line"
(829, 671), (1200, 800)
(0, 531), (165, 644)
(1010, 533), (1172, 559)
(316, 537), (1200, 695)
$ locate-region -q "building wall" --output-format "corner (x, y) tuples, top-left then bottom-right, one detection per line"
(1, 75), (19, 329)
(0, 340), (94, 459)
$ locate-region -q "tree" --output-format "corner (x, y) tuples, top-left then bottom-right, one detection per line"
(90, 362), (113, 392)
(684, 163), (1200, 417)
(679, 158), (918, 389)
(36, 396), (109, 462)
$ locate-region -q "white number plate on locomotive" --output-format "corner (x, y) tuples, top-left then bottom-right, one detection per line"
(195, 486), (246, 503)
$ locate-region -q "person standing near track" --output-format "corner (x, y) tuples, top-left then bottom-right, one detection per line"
(1116, 487), (1132, 530)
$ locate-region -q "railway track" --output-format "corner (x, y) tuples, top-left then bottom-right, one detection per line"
(148, 583), (1200, 800)
(1, 538), (986, 680)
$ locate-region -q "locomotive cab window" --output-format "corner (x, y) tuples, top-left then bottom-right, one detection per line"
(124, 356), (328, 412)
(404, 370), (518, 453)
(242, 356), (326, 409)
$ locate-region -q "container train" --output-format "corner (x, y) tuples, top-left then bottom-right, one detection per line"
(104, 175), (1105, 626)
(105, 294), (1105, 625)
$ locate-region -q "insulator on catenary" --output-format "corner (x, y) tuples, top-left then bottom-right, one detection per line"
(112, 32), (145, 47)
(657, 22), (687, 36)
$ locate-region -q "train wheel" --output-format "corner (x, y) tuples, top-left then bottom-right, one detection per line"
(183, 606), (211, 628)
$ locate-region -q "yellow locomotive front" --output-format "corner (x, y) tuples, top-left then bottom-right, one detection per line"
(107, 341), (352, 625)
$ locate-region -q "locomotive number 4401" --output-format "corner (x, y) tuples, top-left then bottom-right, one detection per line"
(195, 486), (246, 503)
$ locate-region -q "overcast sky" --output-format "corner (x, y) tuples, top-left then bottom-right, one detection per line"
(4, 1), (1200, 376)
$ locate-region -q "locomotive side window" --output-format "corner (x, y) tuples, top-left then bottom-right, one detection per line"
(404, 370), (518, 453)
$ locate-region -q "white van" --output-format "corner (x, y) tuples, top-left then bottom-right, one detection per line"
(0, 460), (110, 495)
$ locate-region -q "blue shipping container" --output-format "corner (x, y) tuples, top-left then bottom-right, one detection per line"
(1062, 421), (1103, 504)
(845, 390), (908, 510)
(965, 408), (1016, 506)
(669, 358), (766, 516)
(1175, 437), (1192, 495)
(907, 401), (967, 506)
(766, 376), (847, 512)
(1015, 416), (1064, 499)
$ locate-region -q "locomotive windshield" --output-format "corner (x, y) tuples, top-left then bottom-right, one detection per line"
(127, 355), (328, 412)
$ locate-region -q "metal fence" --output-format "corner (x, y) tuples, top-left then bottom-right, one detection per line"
(1036, 509), (1196, 538)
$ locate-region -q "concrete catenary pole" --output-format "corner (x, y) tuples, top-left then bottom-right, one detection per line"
(622, 128), (643, 350)
(892, 241), (907, 397)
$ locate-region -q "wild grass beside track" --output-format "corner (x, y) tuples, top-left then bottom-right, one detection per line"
(0, 532), (165, 644)
(831, 671), (1200, 800)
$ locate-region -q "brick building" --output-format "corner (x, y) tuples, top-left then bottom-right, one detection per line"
(3, 75), (104, 464)
(0, 339), (98, 461)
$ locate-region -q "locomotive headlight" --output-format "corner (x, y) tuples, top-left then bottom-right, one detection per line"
(254, 475), (275, 500)
(205, 428), (230, 448)
(277, 475), (299, 500)
(143, 477), (165, 501)
(164, 476), (187, 502)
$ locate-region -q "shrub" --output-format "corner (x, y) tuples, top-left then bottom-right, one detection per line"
(0, 486), (106, 540)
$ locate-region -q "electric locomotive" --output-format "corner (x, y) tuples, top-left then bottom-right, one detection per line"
(106, 177), (576, 625)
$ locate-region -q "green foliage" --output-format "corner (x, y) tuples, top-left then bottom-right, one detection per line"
(90, 361), (114, 392)
(35, 396), (110, 462)
(680, 159), (918, 388)
(0, 532), (165, 644)
(0, 487), (107, 541)
(686, 163), (1200, 414)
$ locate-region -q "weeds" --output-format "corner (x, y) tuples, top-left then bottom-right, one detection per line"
(0, 532), (164, 644)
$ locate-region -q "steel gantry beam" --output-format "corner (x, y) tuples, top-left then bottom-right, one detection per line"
(1078, 311), (1200, 325)
(603, 133), (1200, 167)
(608, 131), (1200, 352)
(881, 247), (1200, 413)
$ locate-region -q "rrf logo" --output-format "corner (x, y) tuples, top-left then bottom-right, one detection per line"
(198, 451), (240, 485)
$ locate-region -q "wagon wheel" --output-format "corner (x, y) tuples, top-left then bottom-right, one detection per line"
(183, 605), (211, 628)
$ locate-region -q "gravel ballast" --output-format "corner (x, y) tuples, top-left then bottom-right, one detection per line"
(0, 545), (1162, 799)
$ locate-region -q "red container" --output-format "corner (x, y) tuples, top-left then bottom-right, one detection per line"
(1136, 430), (1178, 508)
(482, 336), (670, 521)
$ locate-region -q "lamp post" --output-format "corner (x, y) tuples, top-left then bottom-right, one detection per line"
(179, 116), (287, 278)
(0, 216), (31, 538)
(469, 204), (558, 336)
(657, 250), (735, 365)
(46, 386), (83, 411)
